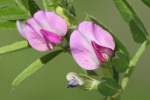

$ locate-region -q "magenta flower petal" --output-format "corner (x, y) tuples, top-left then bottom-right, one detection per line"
(45, 11), (67, 36)
(70, 21), (115, 70)
(25, 25), (53, 52)
(40, 29), (62, 45)
(33, 11), (54, 34)
(78, 21), (115, 50)
(70, 30), (100, 70)
(91, 41), (113, 63)
(26, 18), (42, 36)
(16, 10), (68, 52)
(33, 10), (67, 36)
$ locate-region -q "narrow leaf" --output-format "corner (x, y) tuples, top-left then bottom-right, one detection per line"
(16, 0), (40, 16)
(60, 0), (76, 17)
(0, 20), (16, 29)
(0, 0), (28, 21)
(113, 0), (149, 43)
(12, 49), (63, 87)
(0, 40), (29, 56)
(142, 0), (150, 7)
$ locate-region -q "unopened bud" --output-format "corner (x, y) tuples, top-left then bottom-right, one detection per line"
(56, 6), (71, 27)
(66, 72), (100, 90)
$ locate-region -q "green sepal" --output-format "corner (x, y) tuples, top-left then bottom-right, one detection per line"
(98, 77), (120, 96)
(112, 51), (129, 73)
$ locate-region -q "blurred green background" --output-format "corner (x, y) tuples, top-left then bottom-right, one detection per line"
(0, 0), (150, 100)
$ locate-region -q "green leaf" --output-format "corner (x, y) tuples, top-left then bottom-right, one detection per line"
(60, 0), (76, 17)
(16, 0), (40, 16)
(12, 49), (63, 87)
(0, 20), (16, 29)
(98, 77), (120, 96)
(0, 0), (28, 21)
(87, 15), (130, 57)
(129, 17), (148, 43)
(112, 52), (129, 73)
(0, 40), (29, 56)
(142, 0), (150, 7)
(113, 0), (149, 43)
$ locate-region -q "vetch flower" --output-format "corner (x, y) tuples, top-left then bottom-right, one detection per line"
(16, 10), (68, 52)
(70, 21), (115, 70)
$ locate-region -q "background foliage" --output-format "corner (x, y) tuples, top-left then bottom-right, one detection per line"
(0, 0), (150, 100)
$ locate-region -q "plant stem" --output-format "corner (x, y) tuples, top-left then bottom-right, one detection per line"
(43, 0), (49, 11)
(121, 40), (149, 89)
(104, 40), (149, 100)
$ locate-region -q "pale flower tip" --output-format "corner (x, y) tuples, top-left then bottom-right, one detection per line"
(66, 72), (84, 87)
(66, 72), (100, 90)
(16, 20), (26, 38)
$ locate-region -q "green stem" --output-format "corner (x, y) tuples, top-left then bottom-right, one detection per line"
(105, 40), (149, 100)
(121, 40), (149, 89)
(43, 0), (49, 11)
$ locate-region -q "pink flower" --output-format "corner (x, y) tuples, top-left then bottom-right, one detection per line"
(16, 10), (68, 52)
(70, 21), (115, 70)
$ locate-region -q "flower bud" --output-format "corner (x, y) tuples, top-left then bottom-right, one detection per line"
(56, 6), (71, 27)
(66, 72), (100, 90)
